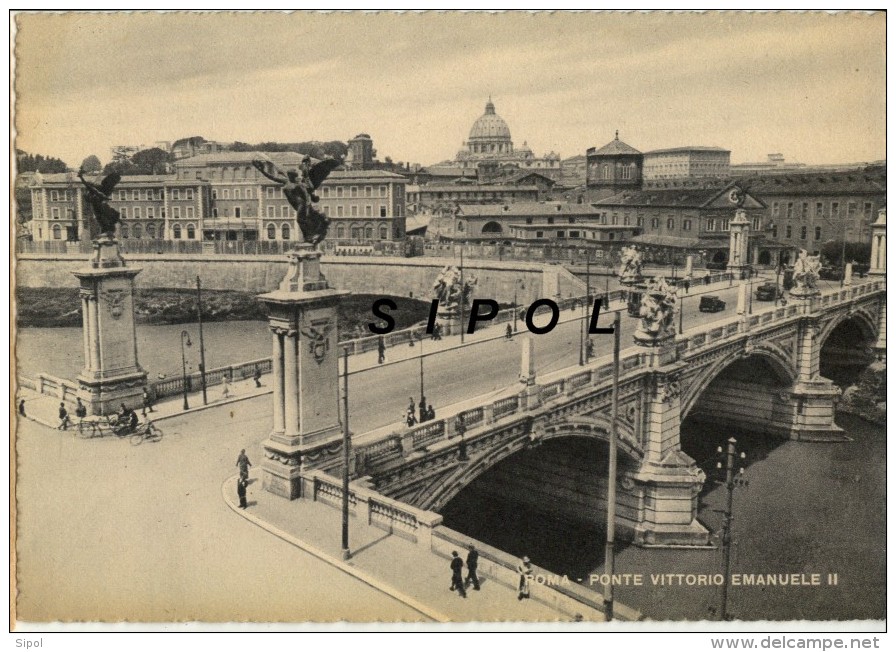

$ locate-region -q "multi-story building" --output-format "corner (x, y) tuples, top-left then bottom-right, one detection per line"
(406, 183), (539, 213)
(27, 151), (407, 245)
(585, 133), (644, 202)
(642, 146), (730, 180)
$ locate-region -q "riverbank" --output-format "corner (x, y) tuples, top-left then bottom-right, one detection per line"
(15, 287), (429, 336)
(837, 360), (886, 425)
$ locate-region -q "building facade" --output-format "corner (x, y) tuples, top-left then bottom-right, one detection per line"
(585, 133), (644, 202)
(28, 151), (407, 245)
(642, 146), (730, 180)
(406, 183), (539, 214)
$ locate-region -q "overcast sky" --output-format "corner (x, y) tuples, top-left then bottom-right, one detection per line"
(13, 11), (885, 169)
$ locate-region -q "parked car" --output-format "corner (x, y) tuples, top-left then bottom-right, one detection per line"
(755, 282), (778, 301)
(699, 295), (726, 313)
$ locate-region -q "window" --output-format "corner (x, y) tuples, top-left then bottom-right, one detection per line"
(336, 225), (345, 239)
(651, 217), (660, 229)
(666, 217), (674, 230)
(245, 188), (252, 199)
(267, 225), (276, 240)
(831, 202), (840, 218)
(623, 215), (630, 226)
(380, 185), (387, 197)
(50, 190), (59, 201)
(569, 231), (580, 238)
(547, 217), (555, 225)
(365, 225), (373, 239)
(133, 225), (142, 238)
(51, 207), (60, 220)
(556, 231), (566, 239)
(815, 226), (822, 241)
(621, 165), (632, 180)
(864, 202), (873, 219)
(266, 187), (275, 199)
(351, 226), (361, 239)
(322, 187), (330, 198)
(186, 206), (194, 218)
(608, 232), (615, 241)
(282, 224), (290, 240)
(816, 202), (824, 218)
(721, 219), (730, 231)
(637, 216), (643, 227)
(186, 224), (195, 239)
(786, 225), (792, 239)
(173, 224), (182, 239)
(611, 214), (618, 225)
(801, 202), (809, 220)
(147, 207), (155, 218)
(212, 208), (218, 218)
(365, 205), (372, 217)
(536, 231), (544, 238)
(365, 186), (372, 197)
(120, 207), (128, 219)
(379, 205), (387, 217)
(350, 186), (358, 198)
(847, 202), (857, 219)
(118, 190), (126, 201)
(602, 165), (610, 179)
(186, 189), (194, 200)
(52, 224), (61, 239)
(771, 225), (778, 238)
(351, 206), (358, 217)
(786, 202), (794, 218)
(173, 189), (180, 200)
(132, 190), (139, 201)
(379, 225), (388, 239)
(133, 207), (141, 219)
(121, 225), (129, 238)
(267, 206), (274, 218)
(223, 189), (230, 200)
(173, 206), (181, 218)
(800, 226), (807, 240)
(456, 221), (464, 232)
(234, 189), (241, 200)
(146, 225), (156, 238)
(337, 187), (344, 198)
(234, 207), (241, 218)
(706, 218), (716, 231)
(751, 217), (761, 230)
(212, 189), (218, 199)
(281, 206), (290, 218)
(683, 219), (692, 231)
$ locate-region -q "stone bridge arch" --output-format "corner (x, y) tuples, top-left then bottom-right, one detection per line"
(817, 306), (878, 351)
(420, 416), (643, 515)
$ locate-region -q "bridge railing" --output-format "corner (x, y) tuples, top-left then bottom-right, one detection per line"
(26, 372), (81, 405)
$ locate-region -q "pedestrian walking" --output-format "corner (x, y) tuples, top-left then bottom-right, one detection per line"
(221, 374), (232, 399)
(18, 399), (25, 417)
(58, 402), (70, 431)
(683, 278), (691, 294)
(236, 449), (252, 481)
(465, 544), (480, 591)
(75, 397), (88, 431)
(506, 323), (513, 340)
(704, 272), (711, 286)
(449, 550), (467, 598)
(253, 367), (262, 388)
(237, 476), (248, 509)
(517, 556), (534, 600)
(433, 323), (442, 341)
(426, 403), (435, 421)
(377, 336), (386, 364)
(418, 397), (427, 423)
(142, 387), (155, 416)
(585, 338), (594, 360)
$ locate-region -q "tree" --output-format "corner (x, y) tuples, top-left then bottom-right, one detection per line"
(16, 149), (68, 173)
(80, 155), (102, 173)
(820, 240), (871, 266)
(131, 147), (172, 174)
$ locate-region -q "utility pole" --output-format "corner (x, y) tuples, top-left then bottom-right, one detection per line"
(341, 347), (351, 560)
(196, 276), (208, 405)
(603, 310), (621, 620)
(459, 248), (465, 344)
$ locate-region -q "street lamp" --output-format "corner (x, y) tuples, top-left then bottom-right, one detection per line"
(716, 437), (748, 621)
(180, 330), (192, 410)
(418, 332), (426, 422)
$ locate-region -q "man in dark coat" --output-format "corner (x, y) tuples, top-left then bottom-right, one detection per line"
(377, 336), (386, 364)
(449, 550), (466, 597)
(236, 449), (252, 481)
(465, 544), (480, 591)
(237, 477), (248, 509)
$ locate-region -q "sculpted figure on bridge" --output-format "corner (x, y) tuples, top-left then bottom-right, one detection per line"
(252, 155), (342, 247)
(432, 265), (477, 312)
(792, 248), (822, 291)
(618, 245), (643, 284)
(639, 276), (677, 337)
(78, 169), (122, 238)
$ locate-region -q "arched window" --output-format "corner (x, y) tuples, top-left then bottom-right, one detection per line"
(121, 225), (129, 238)
(456, 220), (465, 232)
(336, 225), (345, 239)
(267, 224), (276, 240)
(364, 225), (373, 239)
(133, 225), (142, 238)
(379, 224), (388, 239)
(281, 224), (291, 240)
(602, 165), (610, 179)
(186, 224), (196, 239)
(52, 224), (61, 240)
(146, 225), (156, 238)
(351, 225), (362, 239)
(173, 224), (182, 239)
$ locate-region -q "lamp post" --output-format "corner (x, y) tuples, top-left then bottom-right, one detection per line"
(603, 310), (622, 621)
(513, 288), (518, 334)
(717, 437), (748, 621)
(341, 347), (351, 560)
(418, 333), (426, 421)
(459, 248), (465, 344)
(196, 276), (208, 405)
(180, 330), (192, 411)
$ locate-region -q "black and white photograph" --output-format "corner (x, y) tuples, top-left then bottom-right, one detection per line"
(10, 9), (887, 634)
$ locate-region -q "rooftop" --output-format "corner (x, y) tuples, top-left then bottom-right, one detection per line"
(593, 185), (763, 209)
(588, 133), (642, 157)
(644, 146), (731, 155)
(456, 202), (603, 217)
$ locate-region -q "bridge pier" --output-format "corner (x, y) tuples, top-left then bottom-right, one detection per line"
(258, 247), (349, 499)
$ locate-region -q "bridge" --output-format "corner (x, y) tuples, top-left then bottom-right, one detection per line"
(283, 276), (886, 550)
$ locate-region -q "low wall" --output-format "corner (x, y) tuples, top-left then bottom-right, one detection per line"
(15, 253), (585, 306)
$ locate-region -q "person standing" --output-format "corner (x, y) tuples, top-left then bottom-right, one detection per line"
(18, 399), (25, 418)
(57, 402), (70, 430)
(683, 278), (691, 294)
(221, 374), (232, 399)
(377, 336), (386, 364)
(517, 556), (534, 600)
(75, 398), (88, 431)
(426, 403), (435, 421)
(465, 544), (480, 591)
(418, 396), (427, 423)
(449, 550), (466, 598)
(142, 387), (154, 416)
(253, 367), (262, 388)
(236, 449), (252, 481)
(236, 476), (248, 509)
(506, 323), (513, 340)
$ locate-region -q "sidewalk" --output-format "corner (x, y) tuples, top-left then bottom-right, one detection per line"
(222, 472), (587, 623)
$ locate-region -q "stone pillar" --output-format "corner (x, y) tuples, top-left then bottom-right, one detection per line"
(736, 280), (748, 315)
(727, 208), (750, 277)
(872, 295), (886, 362)
(683, 255), (693, 279)
(73, 237), (147, 415)
(843, 262), (853, 286)
(869, 208), (886, 276)
(259, 246), (349, 499)
(518, 335), (540, 407)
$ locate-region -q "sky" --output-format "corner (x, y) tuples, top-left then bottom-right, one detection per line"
(12, 11), (886, 169)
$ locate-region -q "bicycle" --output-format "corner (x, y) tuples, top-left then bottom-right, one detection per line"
(129, 421), (164, 445)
